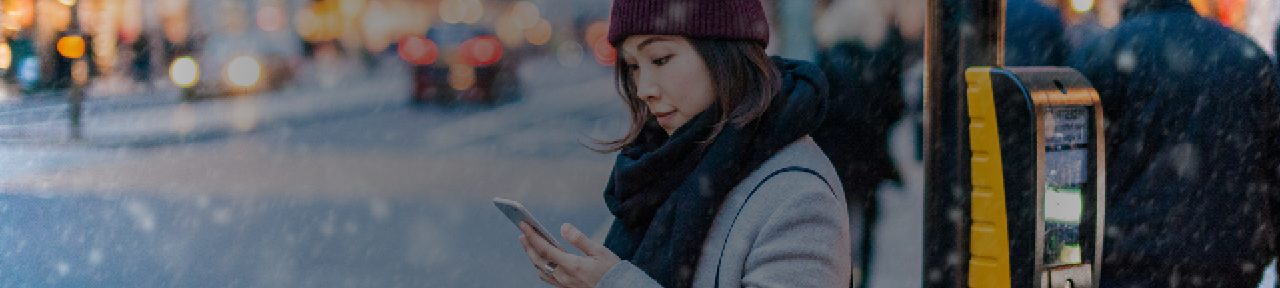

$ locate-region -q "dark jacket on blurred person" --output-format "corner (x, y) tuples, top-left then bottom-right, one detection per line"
(1005, 0), (1070, 66)
(1067, 0), (1280, 286)
(811, 33), (904, 288)
(811, 1), (906, 286)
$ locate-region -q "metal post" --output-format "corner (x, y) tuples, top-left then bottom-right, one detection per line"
(68, 0), (83, 141)
(69, 65), (83, 140)
(923, 0), (1003, 286)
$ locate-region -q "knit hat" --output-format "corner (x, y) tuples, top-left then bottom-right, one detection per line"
(607, 0), (770, 47)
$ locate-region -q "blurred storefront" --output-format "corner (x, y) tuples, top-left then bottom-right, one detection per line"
(1046, 0), (1279, 54)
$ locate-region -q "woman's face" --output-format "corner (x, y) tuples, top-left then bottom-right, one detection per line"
(620, 35), (716, 136)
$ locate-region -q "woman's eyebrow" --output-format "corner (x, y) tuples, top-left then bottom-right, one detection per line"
(636, 36), (676, 51)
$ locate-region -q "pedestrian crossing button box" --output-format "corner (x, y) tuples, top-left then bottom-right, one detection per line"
(964, 67), (1106, 288)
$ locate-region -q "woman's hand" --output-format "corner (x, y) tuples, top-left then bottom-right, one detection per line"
(519, 222), (621, 288)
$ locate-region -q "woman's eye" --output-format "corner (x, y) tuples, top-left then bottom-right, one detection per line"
(626, 64), (639, 71)
(652, 55), (673, 66)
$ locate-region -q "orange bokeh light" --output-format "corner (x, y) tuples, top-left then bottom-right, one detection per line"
(57, 36), (85, 59)
(585, 21), (609, 48)
(511, 1), (539, 29)
(524, 18), (552, 45)
(593, 37), (616, 66)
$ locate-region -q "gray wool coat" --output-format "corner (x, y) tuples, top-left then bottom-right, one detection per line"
(596, 136), (852, 288)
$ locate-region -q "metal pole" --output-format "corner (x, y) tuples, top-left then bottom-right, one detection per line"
(923, 0), (1003, 286)
(68, 0), (83, 141)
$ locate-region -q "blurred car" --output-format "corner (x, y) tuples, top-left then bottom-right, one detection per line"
(172, 32), (301, 100)
(407, 23), (520, 104)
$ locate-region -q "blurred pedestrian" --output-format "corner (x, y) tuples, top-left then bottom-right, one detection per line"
(811, 0), (905, 286)
(513, 1), (851, 288)
(1067, 11), (1111, 51)
(1067, 0), (1280, 286)
(131, 33), (153, 92)
(1004, 0), (1070, 66)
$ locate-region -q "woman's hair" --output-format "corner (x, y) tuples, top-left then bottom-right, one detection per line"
(592, 38), (781, 153)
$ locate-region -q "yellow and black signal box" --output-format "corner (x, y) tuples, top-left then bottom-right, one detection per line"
(965, 67), (1105, 288)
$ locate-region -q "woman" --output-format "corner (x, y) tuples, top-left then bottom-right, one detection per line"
(516, 1), (851, 288)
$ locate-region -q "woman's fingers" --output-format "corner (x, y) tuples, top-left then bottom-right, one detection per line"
(518, 235), (546, 270)
(538, 268), (565, 287)
(561, 223), (611, 259)
(520, 222), (614, 288)
(521, 222), (576, 265)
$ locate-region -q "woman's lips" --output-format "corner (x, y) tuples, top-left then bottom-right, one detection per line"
(653, 111), (675, 126)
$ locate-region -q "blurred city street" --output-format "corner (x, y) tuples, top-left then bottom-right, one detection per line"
(0, 51), (929, 288)
(0, 55), (636, 288)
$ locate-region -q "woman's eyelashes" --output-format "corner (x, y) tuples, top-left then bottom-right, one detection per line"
(652, 55), (673, 66)
(626, 55), (674, 72)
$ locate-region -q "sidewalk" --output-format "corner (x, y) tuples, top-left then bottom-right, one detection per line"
(0, 70), (412, 148)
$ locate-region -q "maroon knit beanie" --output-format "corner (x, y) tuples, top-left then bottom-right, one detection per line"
(607, 0), (770, 48)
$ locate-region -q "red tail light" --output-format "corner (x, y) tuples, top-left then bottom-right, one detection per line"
(399, 36), (439, 65)
(459, 36), (503, 66)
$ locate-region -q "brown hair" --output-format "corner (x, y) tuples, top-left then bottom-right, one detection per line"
(591, 38), (781, 153)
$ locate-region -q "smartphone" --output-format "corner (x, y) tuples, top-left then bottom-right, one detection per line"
(494, 197), (566, 252)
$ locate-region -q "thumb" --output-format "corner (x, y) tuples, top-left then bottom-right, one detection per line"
(562, 223), (611, 258)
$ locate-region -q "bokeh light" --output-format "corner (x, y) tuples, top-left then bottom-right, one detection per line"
(399, 35), (439, 65)
(525, 18), (552, 45)
(593, 37), (616, 66)
(448, 64), (476, 91)
(170, 56), (199, 88)
(120, 0), (143, 43)
(3, 11), (22, 31)
(512, 1), (540, 29)
(439, 0), (465, 24)
(1215, 0), (1245, 26)
(228, 56), (262, 87)
(1071, 0), (1092, 13)
(57, 36), (85, 59)
(258, 6), (285, 32)
(16, 56), (37, 89)
(58, 0), (74, 6)
(462, 0), (483, 24)
(164, 17), (190, 44)
(4, 0), (34, 31)
(407, 1), (432, 37)
(557, 41), (583, 67)
(459, 36), (502, 66)
(585, 22), (609, 48)
(339, 0), (365, 18)
(496, 11), (525, 47)
(361, 1), (392, 52)
(0, 42), (11, 70)
(295, 8), (321, 42)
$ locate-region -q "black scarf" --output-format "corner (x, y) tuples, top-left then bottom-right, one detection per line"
(602, 57), (828, 288)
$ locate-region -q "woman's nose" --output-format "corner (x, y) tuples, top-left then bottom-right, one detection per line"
(636, 73), (660, 101)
